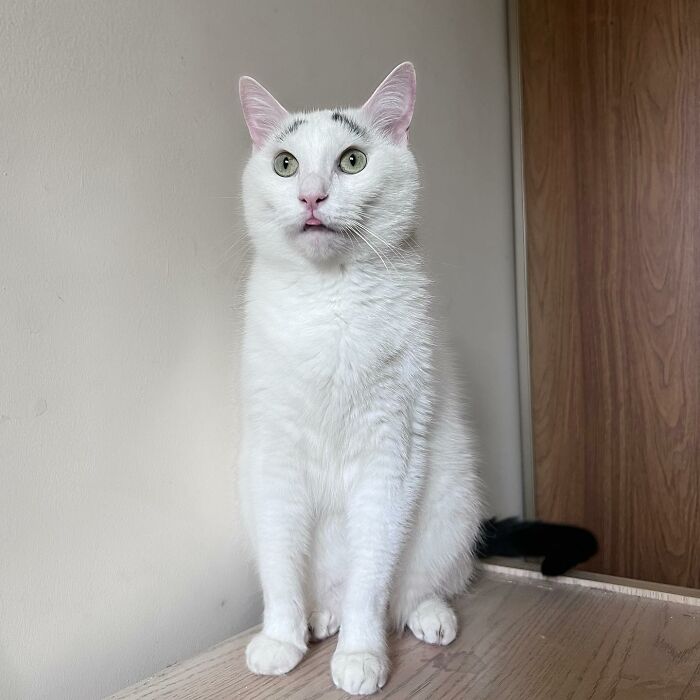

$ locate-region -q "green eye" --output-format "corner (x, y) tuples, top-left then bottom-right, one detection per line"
(339, 148), (367, 174)
(273, 151), (299, 177)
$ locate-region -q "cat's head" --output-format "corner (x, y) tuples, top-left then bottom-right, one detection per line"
(239, 63), (419, 265)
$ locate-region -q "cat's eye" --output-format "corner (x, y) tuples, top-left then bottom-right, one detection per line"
(273, 151), (299, 177)
(339, 148), (367, 174)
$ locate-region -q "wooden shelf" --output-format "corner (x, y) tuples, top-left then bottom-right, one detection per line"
(110, 565), (700, 698)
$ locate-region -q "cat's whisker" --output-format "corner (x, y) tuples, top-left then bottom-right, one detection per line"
(352, 220), (412, 266)
(221, 236), (253, 262)
(354, 226), (403, 263)
(341, 225), (393, 272)
(353, 203), (426, 253)
(339, 224), (388, 271)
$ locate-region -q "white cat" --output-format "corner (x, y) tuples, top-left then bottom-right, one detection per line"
(238, 62), (482, 695)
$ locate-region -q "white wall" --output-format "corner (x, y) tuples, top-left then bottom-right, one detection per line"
(0, 1), (520, 697)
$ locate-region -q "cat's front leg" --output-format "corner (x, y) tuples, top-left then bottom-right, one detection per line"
(245, 453), (310, 677)
(331, 454), (415, 695)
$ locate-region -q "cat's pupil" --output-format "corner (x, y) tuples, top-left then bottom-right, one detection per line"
(349, 154), (356, 166)
(283, 157), (289, 169)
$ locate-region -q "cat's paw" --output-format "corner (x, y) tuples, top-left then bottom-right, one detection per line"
(308, 610), (340, 641)
(407, 598), (458, 645)
(245, 632), (305, 675)
(331, 651), (389, 695)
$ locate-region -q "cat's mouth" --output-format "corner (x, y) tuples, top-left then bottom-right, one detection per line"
(301, 223), (338, 235)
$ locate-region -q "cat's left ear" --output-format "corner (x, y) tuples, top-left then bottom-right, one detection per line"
(239, 76), (288, 148)
(361, 62), (416, 145)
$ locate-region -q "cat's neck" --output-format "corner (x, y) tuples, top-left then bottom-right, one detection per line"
(252, 232), (423, 280)
(254, 246), (423, 286)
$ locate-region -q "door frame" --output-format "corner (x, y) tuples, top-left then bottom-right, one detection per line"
(507, 0), (536, 519)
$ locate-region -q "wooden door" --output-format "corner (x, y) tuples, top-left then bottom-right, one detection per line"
(519, 0), (700, 587)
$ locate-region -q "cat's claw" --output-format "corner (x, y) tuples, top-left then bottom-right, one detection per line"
(245, 633), (305, 675)
(308, 610), (340, 641)
(331, 651), (389, 695)
(407, 598), (458, 645)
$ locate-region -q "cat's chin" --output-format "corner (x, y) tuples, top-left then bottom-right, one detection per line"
(291, 226), (348, 263)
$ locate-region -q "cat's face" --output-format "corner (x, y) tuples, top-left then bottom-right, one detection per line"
(239, 63), (419, 265)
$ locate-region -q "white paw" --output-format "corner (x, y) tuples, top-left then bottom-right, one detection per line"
(331, 651), (389, 695)
(407, 598), (458, 645)
(245, 632), (305, 675)
(308, 610), (340, 641)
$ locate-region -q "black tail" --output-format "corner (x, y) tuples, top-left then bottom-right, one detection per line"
(476, 517), (598, 577)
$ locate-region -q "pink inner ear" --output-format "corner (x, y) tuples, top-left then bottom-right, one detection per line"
(361, 62), (416, 144)
(239, 76), (288, 148)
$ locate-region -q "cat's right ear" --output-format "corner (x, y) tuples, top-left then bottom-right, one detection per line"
(239, 76), (288, 148)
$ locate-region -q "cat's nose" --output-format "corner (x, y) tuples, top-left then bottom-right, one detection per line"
(299, 192), (328, 209)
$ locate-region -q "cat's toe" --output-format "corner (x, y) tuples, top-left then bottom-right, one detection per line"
(331, 651), (389, 695)
(245, 632), (305, 675)
(407, 598), (458, 645)
(308, 610), (340, 641)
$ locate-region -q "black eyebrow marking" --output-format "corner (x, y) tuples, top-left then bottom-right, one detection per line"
(276, 118), (306, 140)
(331, 111), (368, 139)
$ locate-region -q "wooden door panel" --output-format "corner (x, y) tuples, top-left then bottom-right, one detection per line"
(520, 0), (700, 587)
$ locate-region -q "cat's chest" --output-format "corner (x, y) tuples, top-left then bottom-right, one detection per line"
(243, 261), (431, 427)
(243, 264), (429, 474)
(264, 287), (388, 380)
(246, 269), (410, 391)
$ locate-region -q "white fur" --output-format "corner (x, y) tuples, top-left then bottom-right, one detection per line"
(238, 64), (482, 695)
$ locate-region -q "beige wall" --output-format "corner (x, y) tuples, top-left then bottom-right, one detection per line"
(0, 1), (519, 697)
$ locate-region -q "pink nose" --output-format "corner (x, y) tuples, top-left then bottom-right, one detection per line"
(299, 192), (328, 209)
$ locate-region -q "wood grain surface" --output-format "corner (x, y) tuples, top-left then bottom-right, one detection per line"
(109, 569), (700, 699)
(519, 0), (700, 587)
